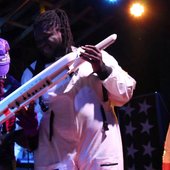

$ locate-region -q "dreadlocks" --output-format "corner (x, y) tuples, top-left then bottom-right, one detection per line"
(34, 8), (74, 53)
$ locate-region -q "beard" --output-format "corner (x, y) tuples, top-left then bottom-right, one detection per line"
(37, 44), (66, 63)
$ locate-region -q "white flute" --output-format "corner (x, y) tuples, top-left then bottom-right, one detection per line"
(0, 34), (117, 124)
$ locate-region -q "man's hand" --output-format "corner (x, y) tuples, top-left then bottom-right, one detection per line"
(16, 101), (38, 137)
(80, 45), (112, 80)
(80, 45), (104, 73)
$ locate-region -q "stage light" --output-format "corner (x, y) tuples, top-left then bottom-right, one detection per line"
(130, 2), (145, 17)
(105, 0), (118, 4)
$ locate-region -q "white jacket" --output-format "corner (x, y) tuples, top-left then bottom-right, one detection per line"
(22, 51), (136, 170)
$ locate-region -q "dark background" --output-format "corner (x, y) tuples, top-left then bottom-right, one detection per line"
(0, 0), (170, 112)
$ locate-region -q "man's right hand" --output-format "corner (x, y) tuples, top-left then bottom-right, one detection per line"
(16, 101), (38, 137)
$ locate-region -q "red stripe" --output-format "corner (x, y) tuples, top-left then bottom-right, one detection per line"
(162, 163), (170, 170)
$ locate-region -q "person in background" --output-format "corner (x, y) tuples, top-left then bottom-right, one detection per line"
(17, 8), (136, 170)
(0, 38), (20, 170)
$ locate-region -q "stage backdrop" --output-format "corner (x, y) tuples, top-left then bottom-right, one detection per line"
(117, 92), (170, 170)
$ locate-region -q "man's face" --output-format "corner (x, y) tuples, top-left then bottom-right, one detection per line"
(34, 27), (63, 59)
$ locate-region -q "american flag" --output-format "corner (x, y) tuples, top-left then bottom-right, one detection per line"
(117, 92), (169, 170)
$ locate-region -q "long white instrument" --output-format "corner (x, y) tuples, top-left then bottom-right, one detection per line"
(0, 34), (117, 124)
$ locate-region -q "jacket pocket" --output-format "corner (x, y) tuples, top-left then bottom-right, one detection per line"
(92, 157), (119, 170)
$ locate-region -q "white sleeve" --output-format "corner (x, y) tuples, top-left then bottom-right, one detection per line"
(101, 51), (136, 106)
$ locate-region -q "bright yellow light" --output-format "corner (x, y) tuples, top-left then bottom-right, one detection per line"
(130, 3), (144, 17)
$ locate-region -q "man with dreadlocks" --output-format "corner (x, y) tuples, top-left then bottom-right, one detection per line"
(16, 8), (136, 170)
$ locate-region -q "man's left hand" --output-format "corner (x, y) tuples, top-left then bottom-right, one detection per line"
(80, 45), (104, 73)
